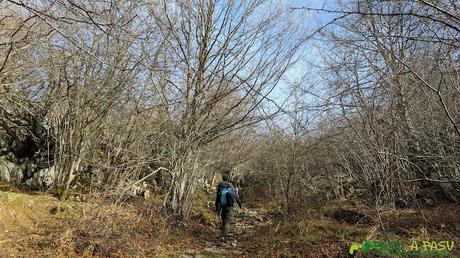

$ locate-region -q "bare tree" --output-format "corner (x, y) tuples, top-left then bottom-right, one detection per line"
(0, 0), (156, 196)
(147, 0), (306, 218)
(295, 0), (460, 205)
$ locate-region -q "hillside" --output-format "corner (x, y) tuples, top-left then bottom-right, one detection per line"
(0, 183), (458, 257)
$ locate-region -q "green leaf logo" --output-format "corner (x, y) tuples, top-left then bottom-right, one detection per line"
(349, 242), (363, 255)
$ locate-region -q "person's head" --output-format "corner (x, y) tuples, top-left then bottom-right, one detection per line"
(222, 174), (229, 182)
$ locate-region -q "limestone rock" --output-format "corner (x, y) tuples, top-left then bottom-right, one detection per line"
(25, 166), (57, 188)
(0, 157), (24, 183)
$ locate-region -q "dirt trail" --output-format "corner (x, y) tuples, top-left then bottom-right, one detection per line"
(176, 207), (269, 258)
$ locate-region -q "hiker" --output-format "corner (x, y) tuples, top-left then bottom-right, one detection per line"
(215, 181), (241, 242)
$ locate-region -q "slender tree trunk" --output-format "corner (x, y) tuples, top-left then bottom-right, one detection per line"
(164, 147), (200, 220)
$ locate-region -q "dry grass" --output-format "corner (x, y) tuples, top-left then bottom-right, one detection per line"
(1, 184), (458, 257)
(239, 199), (460, 257)
(0, 189), (60, 257)
(37, 195), (197, 257)
(0, 187), (201, 257)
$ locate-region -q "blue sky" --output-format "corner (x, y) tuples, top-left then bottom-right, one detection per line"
(263, 0), (339, 131)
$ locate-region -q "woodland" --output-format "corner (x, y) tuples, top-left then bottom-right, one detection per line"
(0, 0), (459, 257)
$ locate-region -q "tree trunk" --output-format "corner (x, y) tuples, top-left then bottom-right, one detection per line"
(164, 149), (200, 220)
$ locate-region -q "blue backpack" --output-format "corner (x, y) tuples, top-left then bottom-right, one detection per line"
(220, 188), (234, 207)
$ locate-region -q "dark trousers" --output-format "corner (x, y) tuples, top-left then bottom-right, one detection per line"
(220, 206), (232, 240)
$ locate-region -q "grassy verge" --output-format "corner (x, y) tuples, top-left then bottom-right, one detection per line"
(240, 199), (460, 257)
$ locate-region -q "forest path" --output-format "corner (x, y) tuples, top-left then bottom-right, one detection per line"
(175, 207), (269, 258)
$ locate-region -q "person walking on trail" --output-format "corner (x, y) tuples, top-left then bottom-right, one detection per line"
(215, 181), (241, 243)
